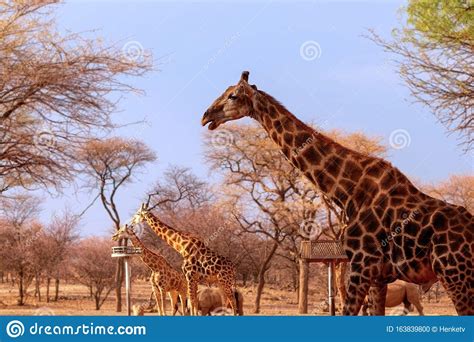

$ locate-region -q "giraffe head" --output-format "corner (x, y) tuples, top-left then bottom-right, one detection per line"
(130, 203), (149, 226)
(201, 71), (257, 130)
(112, 224), (135, 241)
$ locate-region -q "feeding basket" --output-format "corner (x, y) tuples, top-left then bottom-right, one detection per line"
(111, 246), (142, 258)
(300, 240), (348, 262)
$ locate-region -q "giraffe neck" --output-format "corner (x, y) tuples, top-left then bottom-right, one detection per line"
(128, 232), (166, 270)
(143, 212), (188, 256)
(251, 91), (359, 209)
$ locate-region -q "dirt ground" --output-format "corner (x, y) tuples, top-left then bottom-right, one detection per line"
(0, 280), (457, 316)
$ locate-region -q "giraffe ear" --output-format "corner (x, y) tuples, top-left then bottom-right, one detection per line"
(240, 71), (249, 83)
(250, 84), (257, 90)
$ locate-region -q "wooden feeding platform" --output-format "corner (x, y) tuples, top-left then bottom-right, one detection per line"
(300, 240), (348, 262)
(111, 243), (142, 316)
(111, 246), (142, 258)
(299, 240), (349, 316)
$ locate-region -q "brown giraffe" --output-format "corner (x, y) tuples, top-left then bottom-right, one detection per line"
(201, 71), (474, 315)
(130, 204), (239, 315)
(112, 224), (187, 315)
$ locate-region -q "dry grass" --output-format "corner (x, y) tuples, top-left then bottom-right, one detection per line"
(0, 280), (457, 316)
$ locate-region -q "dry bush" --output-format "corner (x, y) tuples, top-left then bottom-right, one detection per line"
(70, 238), (116, 310)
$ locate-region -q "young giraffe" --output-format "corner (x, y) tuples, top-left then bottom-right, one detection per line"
(201, 71), (473, 315)
(112, 225), (187, 316)
(130, 204), (238, 316)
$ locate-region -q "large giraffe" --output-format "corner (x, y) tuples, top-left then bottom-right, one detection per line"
(112, 224), (187, 315)
(130, 204), (238, 315)
(201, 71), (473, 315)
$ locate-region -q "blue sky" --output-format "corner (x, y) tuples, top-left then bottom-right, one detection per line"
(42, 0), (472, 236)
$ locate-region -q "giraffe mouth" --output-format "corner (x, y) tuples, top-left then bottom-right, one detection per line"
(201, 110), (225, 130)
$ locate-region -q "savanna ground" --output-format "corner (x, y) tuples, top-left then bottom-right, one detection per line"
(0, 280), (456, 316)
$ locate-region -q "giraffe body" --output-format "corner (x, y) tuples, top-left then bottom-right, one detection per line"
(201, 71), (474, 315)
(112, 225), (188, 315)
(131, 206), (238, 316)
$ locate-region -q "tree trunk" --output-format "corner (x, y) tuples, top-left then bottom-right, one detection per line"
(18, 270), (24, 306)
(298, 258), (309, 314)
(46, 278), (51, 303)
(253, 241), (279, 314)
(35, 275), (41, 302)
(95, 293), (100, 310)
(54, 278), (60, 301)
(242, 273), (247, 287)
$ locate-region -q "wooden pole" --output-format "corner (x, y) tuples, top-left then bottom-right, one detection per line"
(328, 261), (336, 316)
(298, 258), (309, 314)
(124, 257), (131, 316)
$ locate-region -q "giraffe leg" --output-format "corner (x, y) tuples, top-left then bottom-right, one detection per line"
(432, 241), (474, 315)
(159, 289), (166, 315)
(186, 275), (199, 316)
(151, 283), (163, 316)
(367, 285), (387, 316)
(168, 291), (178, 316)
(342, 265), (371, 316)
(361, 298), (369, 316)
(437, 275), (473, 315)
(179, 291), (188, 315)
(217, 281), (237, 315)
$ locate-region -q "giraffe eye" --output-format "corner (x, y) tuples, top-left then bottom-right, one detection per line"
(228, 94), (238, 100)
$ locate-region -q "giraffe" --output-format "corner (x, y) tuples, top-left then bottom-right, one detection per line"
(129, 204), (239, 315)
(112, 224), (188, 316)
(201, 71), (474, 315)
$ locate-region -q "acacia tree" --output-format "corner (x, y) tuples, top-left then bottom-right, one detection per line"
(424, 174), (473, 212)
(79, 137), (156, 312)
(146, 165), (210, 213)
(0, 1), (152, 194)
(71, 238), (116, 310)
(43, 210), (80, 302)
(0, 194), (42, 305)
(370, 0), (474, 150)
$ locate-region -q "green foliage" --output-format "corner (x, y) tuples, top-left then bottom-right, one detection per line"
(403, 0), (473, 44)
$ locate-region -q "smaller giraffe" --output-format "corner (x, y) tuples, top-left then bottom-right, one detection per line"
(130, 204), (238, 315)
(112, 225), (188, 316)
